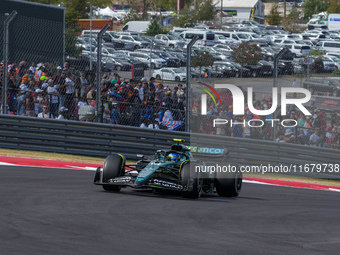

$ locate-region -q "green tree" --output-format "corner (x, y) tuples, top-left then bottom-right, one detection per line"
(146, 18), (167, 36)
(266, 3), (282, 25)
(191, 51), (214, 77)
(172, 7), (196, 27)
(231, 42), (263, 77)
(283, 9), (303, 33)
(194, 0), (216, 22)
(328, 0), (340, 14)
(303, 0), (329, 20)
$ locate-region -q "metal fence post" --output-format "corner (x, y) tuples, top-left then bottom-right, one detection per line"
(272, 48), (288, 141)
(2, 11), (17, 115)
(96, 23), (110, 123)
(185, 36), (198, 133)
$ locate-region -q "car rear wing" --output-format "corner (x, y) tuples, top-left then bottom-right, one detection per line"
(187, 145), (230, 161)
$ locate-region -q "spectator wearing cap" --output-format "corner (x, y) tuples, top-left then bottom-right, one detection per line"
(110, 102), (120, 124)
(57, 106), (68, 120)
(37, 105), (52, 118)
(47, 79), (59, 118)
(34, 88), (46, 115)
(34, 63), (44, 84)
(156, 83), (165, 102)
(64, 71), (75, 117)
(17, 85), (28, 115)
(162, 107), (173, 123)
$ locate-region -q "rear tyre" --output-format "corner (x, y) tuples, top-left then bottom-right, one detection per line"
(180, 163), (202, 199)
(102, 154), (125, 192)
(116, 65), (122, 71)
(251, 71), (257, 77)
(156, 74), (161, 80)
(175, 76), (180, 82)
(151, 63), (156, 69)
(215, 166), (242, 197)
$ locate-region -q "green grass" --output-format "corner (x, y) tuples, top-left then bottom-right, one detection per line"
(0, 148), (339, 187)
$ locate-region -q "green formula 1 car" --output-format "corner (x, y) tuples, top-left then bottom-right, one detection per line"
(93, 139), (242, 198)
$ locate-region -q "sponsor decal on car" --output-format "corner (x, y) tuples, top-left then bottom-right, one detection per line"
(152, 179), (183, 189)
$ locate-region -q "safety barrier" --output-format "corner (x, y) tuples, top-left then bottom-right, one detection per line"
(0, 115), (338, 179)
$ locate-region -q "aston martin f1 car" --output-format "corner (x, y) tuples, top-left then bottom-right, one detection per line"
(93, 139), (242, 198)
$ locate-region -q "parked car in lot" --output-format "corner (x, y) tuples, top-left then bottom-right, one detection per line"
(213, 62), (237, 77)
(153, 68), (187, 81)
(283, 44), (311, 57)
(127, 51), (167, 69)
(154, 34), (187, 48)
(244, 61), (273, 77)
(313, 57), (337, 73)
(303, 77), (340, 97)
(118, 35), (151, 50)
(278, 60), (294, 75)
(102, 57), (132, 71)
(139, 49), (181, 67)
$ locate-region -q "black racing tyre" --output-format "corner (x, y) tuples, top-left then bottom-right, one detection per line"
(151, 63), (156, 69)
(156, 74), (161, 80)
(116, 65), (122, 71)
(175, 76), (180, 82)
(134, 45), (140, 50)
(180, 163), (202, 199)
(102, 154), (125, 192)
(251, 71), (257, 78)
(215, 166), (242, 197)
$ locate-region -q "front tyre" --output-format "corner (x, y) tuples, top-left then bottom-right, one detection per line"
(102, 154), (125, 192)
(215, 166), (242, 197)
(180, 163), (202, 199)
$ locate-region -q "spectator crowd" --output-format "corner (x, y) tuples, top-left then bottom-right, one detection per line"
(0, 60), (186, 129)
(191, 95), (340, 150)
(1, 59), (339, 149)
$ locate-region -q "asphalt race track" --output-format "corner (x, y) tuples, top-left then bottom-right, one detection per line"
(1, 165), (339, 255)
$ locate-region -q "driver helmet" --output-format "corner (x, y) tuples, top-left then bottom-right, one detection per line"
(167, 153), (180, 162)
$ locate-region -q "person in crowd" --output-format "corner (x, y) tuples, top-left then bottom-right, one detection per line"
(110, 102), (120, 125)
(47, 79), (59, 118)
(309, 129), (320, 147)
(57, 106), (68, 120)
(37, 104), (52, 118)
(25, 83), (36, 117)
(130, 89), (142, 127)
